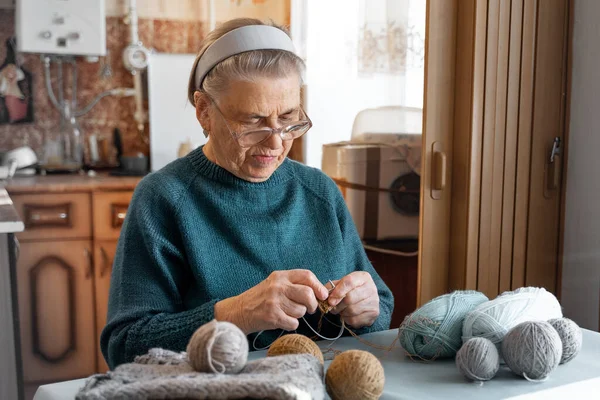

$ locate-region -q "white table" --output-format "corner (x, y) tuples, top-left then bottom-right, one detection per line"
(34, 328), (600, 400)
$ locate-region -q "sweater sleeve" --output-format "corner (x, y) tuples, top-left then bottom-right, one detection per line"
(331, 180), (395, 333)
(100, 173), (215, 369)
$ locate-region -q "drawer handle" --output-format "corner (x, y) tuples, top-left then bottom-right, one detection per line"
(24, 203), (72, 228)
(84, 248), (93, 279)
(111, 203), (129, 228)
(100, 246), (112, 277)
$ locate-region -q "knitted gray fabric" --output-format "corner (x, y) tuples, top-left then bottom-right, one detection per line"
(76, 348), (324, 400)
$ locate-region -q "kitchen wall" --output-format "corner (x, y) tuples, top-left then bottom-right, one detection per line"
(0, 0), (289, 162)
(561, 0), (600, 331)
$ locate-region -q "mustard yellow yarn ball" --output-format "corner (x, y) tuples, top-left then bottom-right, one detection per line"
(266, 333), (324, 364)
(325, 350), (385, 400)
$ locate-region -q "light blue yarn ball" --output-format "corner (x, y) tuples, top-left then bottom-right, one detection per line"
(399, 290), (489, 360)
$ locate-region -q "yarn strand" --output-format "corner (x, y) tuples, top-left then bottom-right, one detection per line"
(301, 315), (345, 341)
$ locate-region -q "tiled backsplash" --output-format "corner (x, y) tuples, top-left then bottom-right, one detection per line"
(0, 9), (204, 161)
(0, 0), (290, 164)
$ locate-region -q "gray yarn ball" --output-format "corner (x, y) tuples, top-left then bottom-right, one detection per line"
(186, 319), (248, 374)
(502, 321), (563, 381)
(456, 337), (499, 381)
(548, 318), (583, 364)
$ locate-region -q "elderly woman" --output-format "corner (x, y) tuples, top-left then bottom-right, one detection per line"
(101, 18), (394, 369)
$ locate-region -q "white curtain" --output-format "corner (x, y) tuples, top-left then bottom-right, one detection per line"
(296, 0), (426, 168)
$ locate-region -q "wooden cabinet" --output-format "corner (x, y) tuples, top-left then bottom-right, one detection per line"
(9, 185), (136, 387)
(12, 193), (92, 242)
(16, 241), (96, 383)
(93, 241), (117, 373)
(92, 192), (133, 241)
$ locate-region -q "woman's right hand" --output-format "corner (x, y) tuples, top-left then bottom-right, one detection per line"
(214, 270), (329, 334)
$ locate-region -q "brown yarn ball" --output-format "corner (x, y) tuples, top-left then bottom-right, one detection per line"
(266, 333), (324, 364)
(186, 319), (248, 374)
(326, 350), (385, 400)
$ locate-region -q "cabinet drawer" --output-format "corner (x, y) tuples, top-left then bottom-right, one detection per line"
(92, 192), (133, 240)
(12, 193), (91, 241)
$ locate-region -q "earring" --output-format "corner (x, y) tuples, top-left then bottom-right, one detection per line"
(203, 129), (209, 138)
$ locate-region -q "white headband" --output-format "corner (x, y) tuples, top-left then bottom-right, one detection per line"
(194, 25), (297, 89)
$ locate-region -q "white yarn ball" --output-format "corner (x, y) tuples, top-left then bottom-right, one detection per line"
(462, 287), (562, 352)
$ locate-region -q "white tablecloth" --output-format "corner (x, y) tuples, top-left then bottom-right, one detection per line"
(34, 328), (600, 400)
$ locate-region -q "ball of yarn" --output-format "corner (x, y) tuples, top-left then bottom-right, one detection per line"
(186, 319), (248, 374)
(462, 287), (563, 351)
(398, 290), (488, 360)
(325, 350), (384, 400)
(456, 337), (499, 381)
(502, 321), (563, 381)
(267, 333), (324, 364)
(548, 317), (583, 364)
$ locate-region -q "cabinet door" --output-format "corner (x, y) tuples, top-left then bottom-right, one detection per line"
(17, 240), (96, 383)
(93, 241), (117, 373)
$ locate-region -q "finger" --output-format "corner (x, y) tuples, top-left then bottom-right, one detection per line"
(327, 279), (340, 293)
(280, 297), (308, 319)
(340, 297), (379, 318)
(286, 284), (319, 314)
(263, 299), (300, 331)
(286, 270), (329, 301)
(344, 310), (379, 329)
(275, 313), (300, 331)
(335, 283), (373, 310)
(329, 302), (346, 315)
(328, 272), (370, 306)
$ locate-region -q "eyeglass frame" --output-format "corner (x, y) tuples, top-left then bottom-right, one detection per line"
(203, 93), (313, 148)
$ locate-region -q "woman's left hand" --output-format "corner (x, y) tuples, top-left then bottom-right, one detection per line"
(326, 271), (380, 328)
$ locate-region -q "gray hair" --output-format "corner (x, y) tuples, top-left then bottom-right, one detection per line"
(187, 18), (305, 106)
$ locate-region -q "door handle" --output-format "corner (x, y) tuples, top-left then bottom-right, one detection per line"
(431, 141), (447, 200)
(84, 248), (93, 279)
(100, 246), (111, 278)
(545, 137), (561, 198)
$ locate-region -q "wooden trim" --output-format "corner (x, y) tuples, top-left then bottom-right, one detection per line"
(450, 0), (489, 291)
(478, 0), (501, 296)
(499, 0), (524, 295)
(524, 0), (568, 291)
(0, 234), (22, 400)
(512, 0), (538, 289)
(448, 0), (474, 291)
(417, 0), (457, 306)
(556, 0), (575, 303)
(490, 0), (511, 296)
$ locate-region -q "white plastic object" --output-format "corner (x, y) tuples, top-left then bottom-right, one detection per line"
(16, 0), (106, 56)
(351, 105), (423, 141)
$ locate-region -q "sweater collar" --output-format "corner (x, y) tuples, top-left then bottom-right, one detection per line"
(188, 145), (294, 188)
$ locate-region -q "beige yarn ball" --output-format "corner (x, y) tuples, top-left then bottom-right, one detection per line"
(326, 350), (385, 400)
(186, 319), (248, 374)
(267, 334), (324, 364)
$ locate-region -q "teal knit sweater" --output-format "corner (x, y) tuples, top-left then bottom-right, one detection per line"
(100, 146), (394, 369)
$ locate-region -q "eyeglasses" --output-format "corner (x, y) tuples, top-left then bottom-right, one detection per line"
(207, 95), (312, 148)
